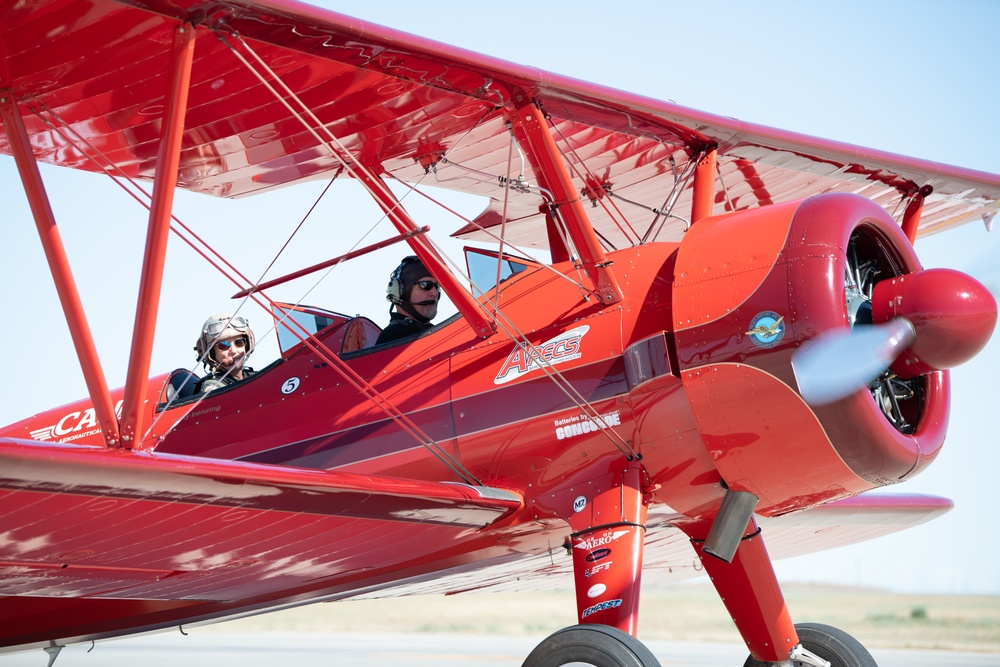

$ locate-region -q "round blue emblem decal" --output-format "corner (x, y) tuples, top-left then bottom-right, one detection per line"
(746, 311), (785, 348)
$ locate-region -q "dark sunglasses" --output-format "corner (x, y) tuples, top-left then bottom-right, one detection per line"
(216, 338), (247, 351)
(414, 280), (439, 291)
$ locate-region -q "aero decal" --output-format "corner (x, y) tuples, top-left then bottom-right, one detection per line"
(29, 400), (125, 443)
(573, 529), (629, 552)
(494, 326), (589, 385)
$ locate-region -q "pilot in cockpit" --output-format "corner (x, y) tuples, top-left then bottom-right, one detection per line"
(194, 312), (256, 393)
(376, 256), (441, 345)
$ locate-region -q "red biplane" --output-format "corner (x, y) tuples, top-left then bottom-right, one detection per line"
(1, 1), (998, 665)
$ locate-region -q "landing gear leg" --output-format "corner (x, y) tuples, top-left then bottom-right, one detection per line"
(523, 463), (660, 667)
(692, 520), (875, 666)
(692, 519), (798, 663)
(567, 463), (648, 634)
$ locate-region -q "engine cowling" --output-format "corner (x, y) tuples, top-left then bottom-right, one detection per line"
(671, 192), (994, 515)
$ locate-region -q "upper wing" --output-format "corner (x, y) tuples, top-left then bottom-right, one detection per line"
(1, 0), (997, 249)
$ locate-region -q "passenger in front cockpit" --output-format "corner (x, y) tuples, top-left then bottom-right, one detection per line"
(376, 256), (441, 345)
(194, 312), (256, 393)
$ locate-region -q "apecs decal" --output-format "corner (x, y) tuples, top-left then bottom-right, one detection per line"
(494, 326), (589, 385)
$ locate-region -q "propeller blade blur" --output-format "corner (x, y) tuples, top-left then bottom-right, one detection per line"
(792, 318), (916, 406)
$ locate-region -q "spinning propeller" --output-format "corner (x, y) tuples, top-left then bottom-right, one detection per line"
(793, 268), (997, 407)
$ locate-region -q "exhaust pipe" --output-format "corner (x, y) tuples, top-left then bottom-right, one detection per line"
(703, 489), (759, 563)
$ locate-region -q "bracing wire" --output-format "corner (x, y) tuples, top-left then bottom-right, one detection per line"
(32, 21), (644, 464)
(546, 114), (641, 246)
(29, 101), (484, 485)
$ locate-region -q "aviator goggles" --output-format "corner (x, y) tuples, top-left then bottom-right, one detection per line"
(204, 316), (250, 337)
(216, 338), (246, 351)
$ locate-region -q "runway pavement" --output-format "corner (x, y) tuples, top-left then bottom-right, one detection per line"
(2, 632), (997, 666)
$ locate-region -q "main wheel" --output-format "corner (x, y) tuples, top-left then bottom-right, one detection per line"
(522, 624), (661, 667)
(743, 622), (876, 667)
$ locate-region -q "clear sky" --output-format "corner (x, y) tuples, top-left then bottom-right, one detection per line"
(1, 1), (998, 595)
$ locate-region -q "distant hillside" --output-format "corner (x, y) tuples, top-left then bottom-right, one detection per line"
(202, 583), (1000, 653)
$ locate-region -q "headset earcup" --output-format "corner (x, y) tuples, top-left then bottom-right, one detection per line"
(387, 256), (418, 303)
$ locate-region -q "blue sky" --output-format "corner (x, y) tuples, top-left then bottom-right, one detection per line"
(1, 1), (998, 595)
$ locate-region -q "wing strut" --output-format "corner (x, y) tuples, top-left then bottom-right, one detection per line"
(0, 95), (122, 448)
(119, 23), (196, 450)
(691, 147), (718, 224)
(901, 185), (932, 244)
(508, 103), (622, 304)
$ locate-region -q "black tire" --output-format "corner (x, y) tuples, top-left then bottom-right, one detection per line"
(522, 624), (661, 667)
(743, 622), (877, 667)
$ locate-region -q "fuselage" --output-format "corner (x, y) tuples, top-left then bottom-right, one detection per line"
(4, 195), (950, 531)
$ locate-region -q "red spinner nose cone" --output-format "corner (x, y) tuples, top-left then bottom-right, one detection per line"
(871, 268), (997, 378)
